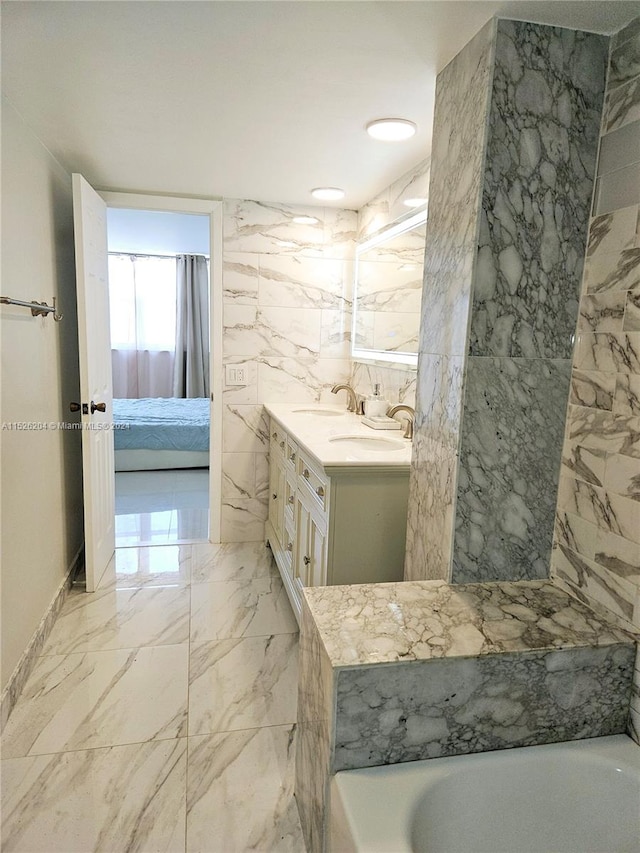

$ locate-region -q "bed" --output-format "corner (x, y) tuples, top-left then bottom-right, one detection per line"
(113, 397), (210, 472)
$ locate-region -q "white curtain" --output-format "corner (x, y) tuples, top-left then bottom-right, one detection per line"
(172, 255), (210, 398)
(109, 254), (177, 398)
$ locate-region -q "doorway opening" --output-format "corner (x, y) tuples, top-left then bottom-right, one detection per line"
(102, 192), (223, 549)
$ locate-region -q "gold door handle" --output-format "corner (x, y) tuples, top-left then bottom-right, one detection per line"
(91, 401), (106, 414)
(69, 402), (81, 412)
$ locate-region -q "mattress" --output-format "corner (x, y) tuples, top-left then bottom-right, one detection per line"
(113, 397), (210, 452)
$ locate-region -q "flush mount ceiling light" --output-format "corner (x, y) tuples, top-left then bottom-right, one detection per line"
(403, 197), (428, 209)
(293, 215), (320, 225)
(310, 187), (345, 201)
(366, 118), (417, 141)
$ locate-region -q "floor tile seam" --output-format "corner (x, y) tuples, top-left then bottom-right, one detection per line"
(188, 631), (299, 648)
(186, 717), (298, 739)
(1, 733), (190, 762)
(33, 640), (192, 659)
(189, 629), (300, 643)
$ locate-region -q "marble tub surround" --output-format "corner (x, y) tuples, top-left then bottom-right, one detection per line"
(406, 18), (607, 585)
(549, 15), (640, 746)
(295, 579), (635, 853)
(222, 198), (357, 542)
(264, 403), (412, 469)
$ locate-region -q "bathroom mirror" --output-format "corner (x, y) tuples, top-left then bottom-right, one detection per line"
(351, 209), (427, 368)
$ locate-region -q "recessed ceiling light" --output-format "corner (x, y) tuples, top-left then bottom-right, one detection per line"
(293, 215), (320, 225)
(366, 119), (417, 141)
(310, 187), (345, 201)
(403, 197), (428, 208)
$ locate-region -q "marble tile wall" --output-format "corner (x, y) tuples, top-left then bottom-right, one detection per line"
(221, 200), (357, 541)
(450, 20), (608, 584)
(349, 157), (431, 409)
(404, 20), (495, 581)
(549, 15), (640, 745)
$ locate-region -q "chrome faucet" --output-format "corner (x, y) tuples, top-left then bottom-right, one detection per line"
(331, 383), (358, 413)
(387, 404), (415, 439)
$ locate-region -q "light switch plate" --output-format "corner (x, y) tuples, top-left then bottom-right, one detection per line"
(225, 365), (247, 386)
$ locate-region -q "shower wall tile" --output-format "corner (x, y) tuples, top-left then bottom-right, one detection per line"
(604, 76), (640, 133)
(405, 19), (494, 582)
(609, 32), (640, 92)
(578, 291), (627, 333)
(452, 357), (571, 583)
(570, 369), (615, 410)
(220, 497), (268, 543)
(469, 22), (606, 360)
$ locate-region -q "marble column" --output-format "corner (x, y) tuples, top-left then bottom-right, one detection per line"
(406, 19), (608, 584)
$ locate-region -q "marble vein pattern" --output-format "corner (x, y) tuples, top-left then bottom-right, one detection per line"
(406, 22), (493, 583)
(419, 21), (493, 360)
(570, 368), (615, 410)
(256, 356), (352, 404)
(453, 357), (571, 582)
(186, 725), (303, 852)
(302, 579), (631, 667)
(190, 577), (298, 643)
(357, 157), (430, 239)
(349, 361), (417, 411)
(332, 644), (634, 771)
(1, 645), (189, 758)
(625, 289), (640, 330)
(39, 585), (190, 655)
(191, 540), (278, 584)
(224, 198), (356, 258)
(295, 599), (334, 853)
(605, 74), (640, 133)
(1, 540), (304, 852)
(1, 739), (188, 853)
(469, 21), (606, 359)
(188, 633), (298, 736)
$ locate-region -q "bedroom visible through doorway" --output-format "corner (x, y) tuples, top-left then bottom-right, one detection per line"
(107, 207), (211, 546)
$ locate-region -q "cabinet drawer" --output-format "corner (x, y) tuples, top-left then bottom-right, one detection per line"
(285, 436), (298, 471)
(282, 517), (295, 575)
(270, 423), (286, 458)
(297, 453), (329, 512)
(284, 473), (296, 525)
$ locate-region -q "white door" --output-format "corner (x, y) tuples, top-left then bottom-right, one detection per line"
(72, 173), (115, 591)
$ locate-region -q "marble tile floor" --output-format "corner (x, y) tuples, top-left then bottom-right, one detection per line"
(115, 468), (210, 547)
(1, 540), (305, 852)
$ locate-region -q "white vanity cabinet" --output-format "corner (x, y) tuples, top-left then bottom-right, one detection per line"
(265, 414), (410, 623)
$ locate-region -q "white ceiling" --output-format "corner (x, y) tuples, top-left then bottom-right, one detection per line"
(2, 1), (638, 209)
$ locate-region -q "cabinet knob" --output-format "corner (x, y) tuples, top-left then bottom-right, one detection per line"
(272, 432), (277, 439)
(288, 496), (295, 504)
(272, 493), (277, 500)
(280, 440), (285, 449)
(303, 468), (310, 479)
(316, 486), (325, 498)
(286, 542), (293, 552)
(303, 556), (311, 566)
(289, 452), (296, 461)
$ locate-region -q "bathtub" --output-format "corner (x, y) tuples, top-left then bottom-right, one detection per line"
(329, 735), (640, 853)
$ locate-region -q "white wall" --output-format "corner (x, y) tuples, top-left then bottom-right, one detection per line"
(0, 98), (84, 691)
(107, 208), (210, 255)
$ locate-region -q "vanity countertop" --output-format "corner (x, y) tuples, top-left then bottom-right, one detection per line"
(303, 579), (634, 668)
(264, 403), (412, 470)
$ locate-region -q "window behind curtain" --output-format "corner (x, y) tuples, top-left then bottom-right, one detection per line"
(108, 254), (178, 398)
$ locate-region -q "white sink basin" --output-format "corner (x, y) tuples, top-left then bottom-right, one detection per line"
(292, 407), (347, 417)
(328, 434), (405, 451)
